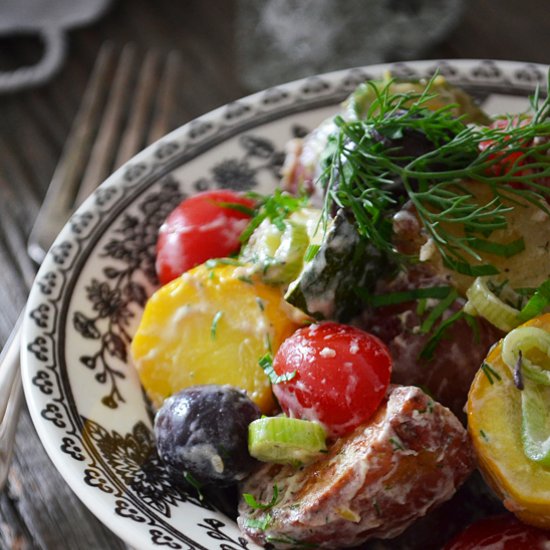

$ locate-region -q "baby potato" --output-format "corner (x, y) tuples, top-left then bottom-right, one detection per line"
(239, 385), (474, 549)
(131, 263), (303, 413)
(420, 182), (550, 295)
(467, 314), (550, 529)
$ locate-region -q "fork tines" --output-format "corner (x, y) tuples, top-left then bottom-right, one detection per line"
(27, 43), (181, 265)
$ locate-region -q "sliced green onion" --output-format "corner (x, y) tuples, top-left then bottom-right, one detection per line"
(248, 416), (327, 466)
(468, 236), (525, 258)
(502, 325), (550, 465)
(444, 259), (500, 277)
(419, 288), (458, 334)
(518, 279), (550, 322)
(464, 277), (521, 332)
(502, 326), (550, 386)
(520, 381), (550, 466)
(367, 286), (452, 308)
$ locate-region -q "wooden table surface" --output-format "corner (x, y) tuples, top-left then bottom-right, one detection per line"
(0, 0), (548, 548)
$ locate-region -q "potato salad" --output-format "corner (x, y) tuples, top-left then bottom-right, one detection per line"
(131, 73), (550, 549)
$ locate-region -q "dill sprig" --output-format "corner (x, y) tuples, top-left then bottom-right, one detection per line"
(320, 72), (550, 275)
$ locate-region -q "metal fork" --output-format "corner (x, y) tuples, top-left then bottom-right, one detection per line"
(0, 42), (180, 489)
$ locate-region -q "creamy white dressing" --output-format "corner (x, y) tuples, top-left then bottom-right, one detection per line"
(319, 346), (336, 358)
(239, 386), (472, 548)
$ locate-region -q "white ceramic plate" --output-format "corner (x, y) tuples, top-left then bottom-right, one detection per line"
(21, 60), (549, 549)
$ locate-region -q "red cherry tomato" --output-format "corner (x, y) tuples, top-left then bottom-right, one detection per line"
(155, 190), (255, 285)
(479, 117), (529, 181)
(272, 322), (392, 438)
(444, 514), (550, 549)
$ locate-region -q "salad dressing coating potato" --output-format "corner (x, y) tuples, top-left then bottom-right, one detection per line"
(239, 385), (474, 549)
(131, 72), (550, 548)
(468, 313), (550, 529)
(131, 263), (303, 413)
(427, 182), (550, 294)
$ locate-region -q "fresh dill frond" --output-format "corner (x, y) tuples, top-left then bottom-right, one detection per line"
(319, 72), (550, 275)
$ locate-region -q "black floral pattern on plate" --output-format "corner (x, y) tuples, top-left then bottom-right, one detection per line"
(73, 178), (185, 408)
(83, 418), (210, 517)
(72, 131), (284, 409)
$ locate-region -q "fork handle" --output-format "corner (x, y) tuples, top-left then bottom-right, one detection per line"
(0, 312), (24, 423)
(0, 369), (22, 490)
(0, 312), (24, 489)
(0, 313), (23, 420)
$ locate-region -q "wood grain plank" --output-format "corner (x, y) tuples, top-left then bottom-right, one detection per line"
(10, 409), (128, 550)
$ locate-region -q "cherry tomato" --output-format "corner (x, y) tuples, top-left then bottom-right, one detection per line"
(156, 190), (255, 285)
(444, 514), (550, 549)
(479, 117), (530, 182)
(272, 322), (392, 438)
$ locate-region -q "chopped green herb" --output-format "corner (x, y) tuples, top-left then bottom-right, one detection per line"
(210, 311), (223, 340)
(243, 486), (280, 510)
(244, 513), (272, 532)
(467, 236), (525, 258)
(480, 429), (489, 442)
(373, 500), (382, 517)
(418, 399), (435, 414)
(464, 312), (481, 344)
(420, 288), (459, 334)
(259, 353), (296, 384)
(183, 471), (204, 500)
(215, 200), (256, 217)
(390, 436), (406, 451)
(420, 309), (465, 360)
(481, 362), (502, 385)
(256, 297), (265, 311)
(416, 298), (428, 316)
(367, 286), (453, 308)
(304, 244), (321, 262)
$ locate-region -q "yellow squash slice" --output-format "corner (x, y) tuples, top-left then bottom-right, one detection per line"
(131, 263), (303, 413)
(468, 313), (550, 528)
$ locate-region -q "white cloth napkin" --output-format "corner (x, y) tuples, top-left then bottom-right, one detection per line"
(0, 0), (113, 93)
